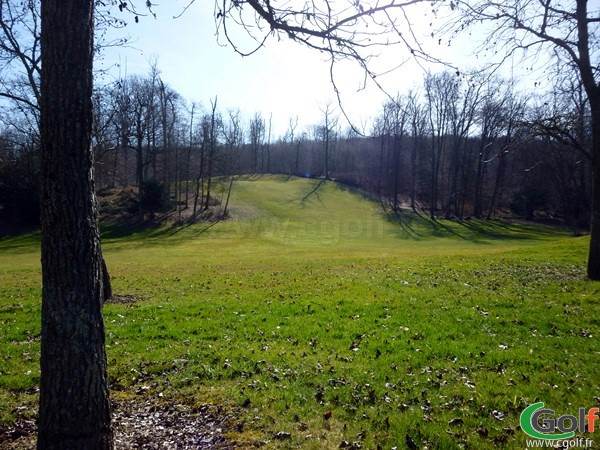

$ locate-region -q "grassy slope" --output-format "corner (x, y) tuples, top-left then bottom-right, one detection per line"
(0, 175), (598, 449)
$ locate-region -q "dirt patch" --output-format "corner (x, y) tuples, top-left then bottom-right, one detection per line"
(0, 419), (36, 449)
(0, 401), (233, 449)
(106, 294), (145, 305)
(113, 400), (233, 449)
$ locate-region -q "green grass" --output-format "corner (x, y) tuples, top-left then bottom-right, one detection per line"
(1, 175), (598, 448)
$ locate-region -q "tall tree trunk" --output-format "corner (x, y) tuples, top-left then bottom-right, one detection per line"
(487, 151), (506, 220)
(410, 129), (417, 212)
(588, 111), (600, 279)
(185, 105), (195, 209)
(324, 128), (330, 180)
(38, 1), (112, 449)
(474, 146), (485, 219)
(392, 135), (398, 211)
(572, 0), (600, 279)
(378, 134), (385, 203)
(136, 128), (144, 223)
(223, 174), (236, 217)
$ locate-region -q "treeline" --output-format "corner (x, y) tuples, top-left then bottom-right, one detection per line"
(0, 64), (592, 229)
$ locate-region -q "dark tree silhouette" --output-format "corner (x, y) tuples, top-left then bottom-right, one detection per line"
(439, 0), (599, 277)
(38, 0), (112, 448)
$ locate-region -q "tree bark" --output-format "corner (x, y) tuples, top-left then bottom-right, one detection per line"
(587, 111), (600, 279)
(38, 1), (113, 448)
(574, 0), (600, 279)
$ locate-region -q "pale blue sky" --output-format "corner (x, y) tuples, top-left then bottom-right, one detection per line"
(98, 1), (442, 136)
(97, 0), (544, 137)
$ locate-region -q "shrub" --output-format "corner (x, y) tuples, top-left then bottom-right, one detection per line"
(140, 179), (170, 215)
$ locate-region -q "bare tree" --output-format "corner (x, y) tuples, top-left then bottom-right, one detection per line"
(377, 95), (408, 211)
(203, 98), (220, 211)
(440, 0), (600, 277)
(192, 117), (206, 216)
(486, 93), (526, 219)
(222, 109), (244, 215)
(445, 74), (482, 219)
(215, 0), (448, 101)
(284, 115), (300, 174)
(425, 71), (455, 219)
(473, 77), (511, 218)
(526, 69), (593, 232)
(319, 102), (338, 180)
(184, 101), (198, 209)
(130, 76), (153, 221)
(0, 0), (41, 121)
(248, 112), (265, 173)
(0, 0), (128, 131)
(407, 89), (427, 211)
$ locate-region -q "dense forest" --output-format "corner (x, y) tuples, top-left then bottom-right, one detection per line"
(0, 62), (592, 231)
(0, 1), (597, 449)
(0, 1), (594, 233)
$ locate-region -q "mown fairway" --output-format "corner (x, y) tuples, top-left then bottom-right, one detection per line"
(1, 175), (598, 448)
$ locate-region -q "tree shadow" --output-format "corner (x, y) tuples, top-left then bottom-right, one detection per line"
(300, 178), (327, 205)
(0, 229), (40, 253)
(100, 214), (223, 246)
(382, 208), (566, 243)
(454, 218), (565, 241)
(383, 209), (468, 240)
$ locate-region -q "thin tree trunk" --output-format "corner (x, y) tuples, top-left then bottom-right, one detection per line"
(112, 147), (119, 187)
(204, 99), (218, 211)
(192, 138), (205, 217)
(393, 134), (400, 211)
(38, 1), (112, 448)
(185, 105), (195, 208)
(474, 146), (485, 219)
(410, 129), (417, 212)
(378, 134), (385, 203)
(487, 152), (506, 220)
(223, 175), (235, 217)
(136, 130), (144, 222)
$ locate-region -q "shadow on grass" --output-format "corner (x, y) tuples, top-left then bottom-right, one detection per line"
(100, 216), (223, 244)
(382, 209), (467, 240)
(382, 208), (569, 243)
(455, 217), (570, 241)
(0, 229), (40, 253)
(300, 178), (327, 206)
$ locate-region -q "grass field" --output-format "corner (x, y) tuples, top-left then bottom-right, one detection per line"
(1, 175), (598, 448)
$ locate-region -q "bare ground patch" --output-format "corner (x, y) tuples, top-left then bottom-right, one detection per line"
(106, 294), (145, 305)
(0, 401), (233, 449)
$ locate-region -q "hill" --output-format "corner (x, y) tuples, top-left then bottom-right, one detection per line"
(98, 174), (570, 255)
(0, 175), (596, 449)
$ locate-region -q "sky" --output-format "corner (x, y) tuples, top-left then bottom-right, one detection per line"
(96, 0), (539, 138)
(97, 0), (438, 136)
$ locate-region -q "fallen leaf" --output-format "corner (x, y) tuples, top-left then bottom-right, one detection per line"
(491, 410), (505, 421)
(476, 426), (489, 438)
(274, 431), (292, 440)
(405, 434), (418, 449)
